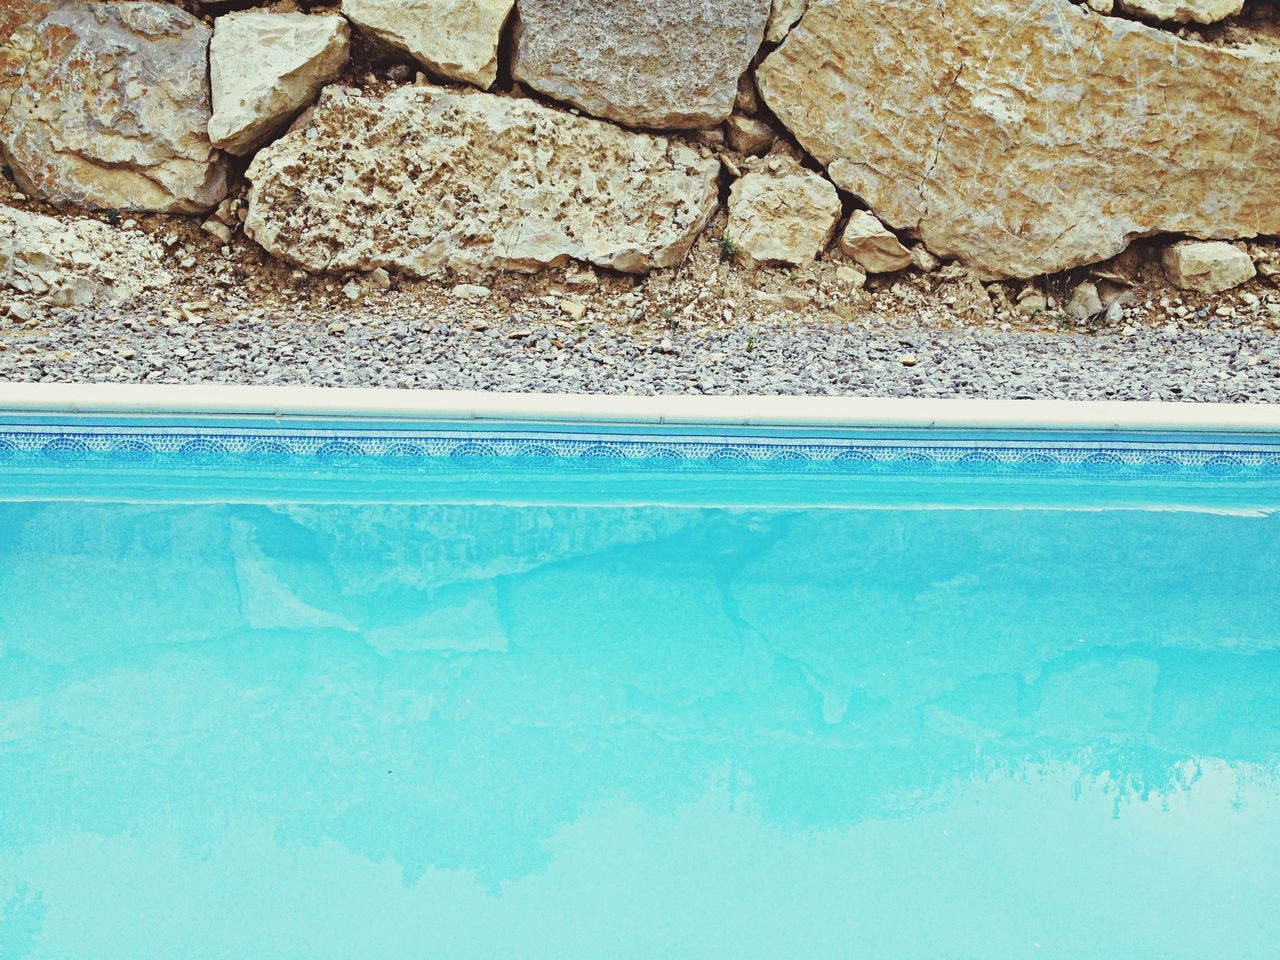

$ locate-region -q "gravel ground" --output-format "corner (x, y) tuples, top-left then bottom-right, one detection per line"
(3, 305), (1280, 402)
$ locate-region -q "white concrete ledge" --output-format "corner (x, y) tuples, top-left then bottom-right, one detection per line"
(2, 383), (1280, 433)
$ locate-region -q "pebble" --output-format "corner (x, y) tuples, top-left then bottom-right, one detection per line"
(451, 283), (492, 301)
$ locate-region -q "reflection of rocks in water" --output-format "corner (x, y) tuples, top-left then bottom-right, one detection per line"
(2, 499), (1279, 888)
(272, 502), (702, 592)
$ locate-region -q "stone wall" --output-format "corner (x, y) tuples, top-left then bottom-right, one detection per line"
(2, 0), (1278, 295)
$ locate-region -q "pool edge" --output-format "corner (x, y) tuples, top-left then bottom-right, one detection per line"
(3, 383), (1280, 433)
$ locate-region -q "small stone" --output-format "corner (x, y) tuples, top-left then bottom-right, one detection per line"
(726, 115), (775, 156)
(342, 281), (362, 300)
(835, 265), (866, 289)
(726, 168), (841, 267)
(560, 298), (588, 320)
(910, 245), (938, 273)
(1085, 0), (1113, 11)
(1162, 241), (1256, 294)
(899, 352), (918, 366)
(1066, 281), (1103, 321)
(451, 283), (492, 300)
(563, 265), (599, 288)
(1017, 293), (1048, 314)
(202, 219), (233, 244)
(342, 0), (514, 89)
(838, 211), (913, 273)
(327, 321), (347, 334)
(368, 267), (392, 289)
(7, 302), (35, 323)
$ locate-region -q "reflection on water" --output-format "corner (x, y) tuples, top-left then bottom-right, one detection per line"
(1, 502), (1278, 959)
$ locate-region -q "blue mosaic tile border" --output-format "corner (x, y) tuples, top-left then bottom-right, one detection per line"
(1, 424), (1279, 482)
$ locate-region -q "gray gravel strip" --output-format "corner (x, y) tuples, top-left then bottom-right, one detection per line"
(2, 308), (1280, 402)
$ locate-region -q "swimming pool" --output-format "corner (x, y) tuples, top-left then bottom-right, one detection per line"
(1, 388), (1278, 959)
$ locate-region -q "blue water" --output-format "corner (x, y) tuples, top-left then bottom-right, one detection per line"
(1, 425), (1279, 958)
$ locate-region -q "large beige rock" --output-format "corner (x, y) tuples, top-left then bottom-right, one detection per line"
(208, 11), (350, 156)
(1117, 0), (1242, 24)
(512, 0), (771, 130)
(0, 0), (228, 213)
(1162, 241), (1256, 294)
(757, 0), (1280, 280)
(726, 166), (841, 267)
(244, 85), (720, 276)
(1, 206), (173, 305)
(342, 0), (513, 89)
(766, 0), (808, 43)
(838, 210), (912, 273)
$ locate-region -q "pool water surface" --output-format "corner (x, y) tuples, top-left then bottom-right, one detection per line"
(1, 420), (1278, 959)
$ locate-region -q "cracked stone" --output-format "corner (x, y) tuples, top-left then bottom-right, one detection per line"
(0, 0), (228, 213)
(756, 0), (1280, 279)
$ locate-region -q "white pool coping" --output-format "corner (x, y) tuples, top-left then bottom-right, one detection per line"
(2, 383), (1280, 433)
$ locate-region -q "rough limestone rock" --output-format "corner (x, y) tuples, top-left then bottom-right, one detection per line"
(1, 206), (173, 305)
(512, 0), (771, 130)
(1161, 241), (1256, 294)
(244, 85), (721, 276)
(756, 0), (1280, 279)
(726, 166), (841, 267)
(1117, 0), (1241, 24)
(0, 0), (228, 213)
(839, 210), (912, 273)
(766, 0), (808, 42)
(342, 0), (513, 89)
(208, 11), (350, 155)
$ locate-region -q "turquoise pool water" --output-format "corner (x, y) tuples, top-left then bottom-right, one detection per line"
(1, 419), (1279, 958)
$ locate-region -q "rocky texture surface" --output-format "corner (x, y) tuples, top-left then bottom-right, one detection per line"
(512, 0), (771, 129)
(1117, 0), (1243, 23)
(244, 85), (720, 276)
(727, 166), (841, 267)
(208, 11), (350, 155)
(1163, 241), (1256, 294)
(839, 211), (912, 274)
(0, 0), (227, 213)
(756, 0), (1280, 280)
(342, 0), (513, 89)
(5, 299), (1279, 403)
(1, 206), (171, 305)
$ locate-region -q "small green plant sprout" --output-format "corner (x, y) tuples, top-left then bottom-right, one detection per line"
(719, 235), (739, 263)
(659, 306), (676, 321)
(746, 334), (756, 353)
